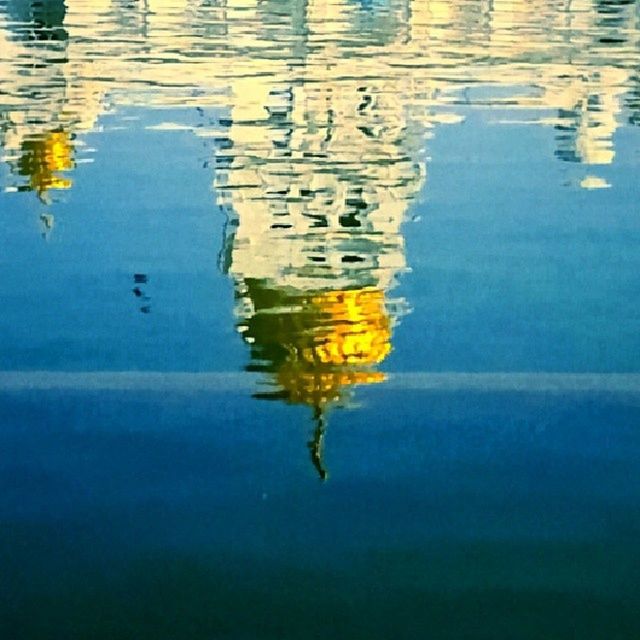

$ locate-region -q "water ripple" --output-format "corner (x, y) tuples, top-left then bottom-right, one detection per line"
(1, 0), (638, 442)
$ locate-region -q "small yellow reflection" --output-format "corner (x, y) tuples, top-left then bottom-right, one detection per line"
(18, 130), (74, 199)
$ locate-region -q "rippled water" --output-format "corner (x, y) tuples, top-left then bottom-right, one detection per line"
(1, 0), (639, 638)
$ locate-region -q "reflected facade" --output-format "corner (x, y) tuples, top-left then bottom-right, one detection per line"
(1, 0), (639, 196)
(214, 50), (426, 475)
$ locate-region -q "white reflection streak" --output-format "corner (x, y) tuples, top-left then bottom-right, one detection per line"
(1, 371), (639, 393)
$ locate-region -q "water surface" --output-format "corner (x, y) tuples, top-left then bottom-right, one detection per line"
(1, 0), (639, 637)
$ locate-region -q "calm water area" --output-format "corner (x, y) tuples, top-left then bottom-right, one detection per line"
(1, 0), (639, 637)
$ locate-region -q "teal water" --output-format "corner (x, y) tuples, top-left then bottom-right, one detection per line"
(1, 0), (639, 637)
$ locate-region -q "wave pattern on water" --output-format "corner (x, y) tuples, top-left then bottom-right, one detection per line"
(1, 0), (639, 474)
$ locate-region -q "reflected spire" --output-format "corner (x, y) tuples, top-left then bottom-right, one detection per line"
(237, 281), (394, 480)
(309, 407), (328, 481)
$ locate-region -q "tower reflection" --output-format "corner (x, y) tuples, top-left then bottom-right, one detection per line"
(215, 1), (427, 478)
(1, 0), (74, 204)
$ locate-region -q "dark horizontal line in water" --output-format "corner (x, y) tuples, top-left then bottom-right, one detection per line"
(0, 372), (639, 393)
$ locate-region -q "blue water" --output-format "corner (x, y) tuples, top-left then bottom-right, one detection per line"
(2, 106), (639, 373)
(2, 386), (640, 638)
(1, 0), (639, 637)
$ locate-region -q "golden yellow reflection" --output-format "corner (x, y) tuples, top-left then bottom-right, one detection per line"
(302, 289), (391, 367)
(18, 130), (74, 200)
(234, 282), (395, 479)
(239, 285), (391, 403)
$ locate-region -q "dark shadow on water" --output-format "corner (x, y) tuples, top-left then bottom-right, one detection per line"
(5, 0), (67, 42)
(2, 546), (639, 640)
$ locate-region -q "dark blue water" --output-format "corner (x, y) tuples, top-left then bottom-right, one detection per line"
(2, 386), (640, 638)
